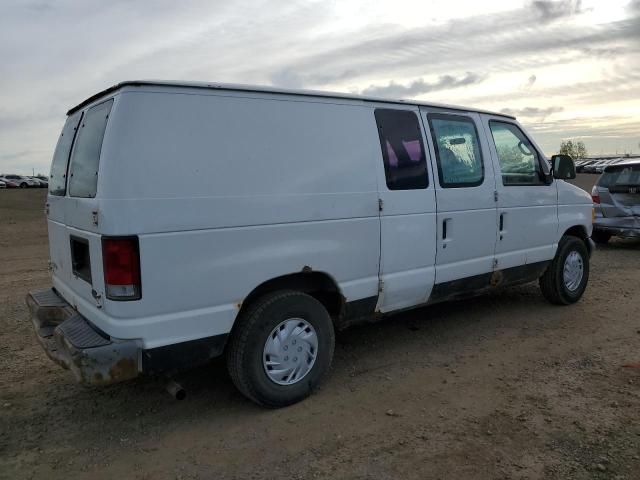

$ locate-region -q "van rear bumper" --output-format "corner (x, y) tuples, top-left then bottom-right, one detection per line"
(594, 216), (640, 237)
(26, 288), (140, 385)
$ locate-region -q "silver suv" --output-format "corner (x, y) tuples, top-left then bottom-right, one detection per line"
(591, 160), (640, 243)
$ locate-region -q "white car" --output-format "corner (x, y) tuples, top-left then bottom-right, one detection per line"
(0, 180), (6, 189)
(0, 174), (40, 188)
(27, 81), (594, 407)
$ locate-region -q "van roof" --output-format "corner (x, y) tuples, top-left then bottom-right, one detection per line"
(67, 80), (516, 119)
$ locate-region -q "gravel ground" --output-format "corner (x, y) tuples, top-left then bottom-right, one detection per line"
(1, 176), (639, 480)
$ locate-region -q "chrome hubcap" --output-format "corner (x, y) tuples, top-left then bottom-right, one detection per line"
(563, 250), (584, 291)
(263, 318), (318, 386)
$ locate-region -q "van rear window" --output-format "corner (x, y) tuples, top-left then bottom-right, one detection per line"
(49, 111), (82, 196)
(68, 99), (113, 198)
(599, 164), (640, 188)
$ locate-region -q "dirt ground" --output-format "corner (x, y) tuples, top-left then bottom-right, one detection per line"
(1, 176), (639, 480)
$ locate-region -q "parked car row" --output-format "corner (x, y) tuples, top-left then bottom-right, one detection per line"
(0, 174), (48, 188)
(575, 158), (630, 173)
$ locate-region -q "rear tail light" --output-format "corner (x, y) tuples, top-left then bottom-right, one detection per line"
(591, 185), (600, 204)
(102, 237), (141, 300)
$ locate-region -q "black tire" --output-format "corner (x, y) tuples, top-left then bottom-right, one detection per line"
(591, 230), (611, 245)
(539, 236), (589, 305)
(19, 182), (27, 188)
(226, 290), (335, 407)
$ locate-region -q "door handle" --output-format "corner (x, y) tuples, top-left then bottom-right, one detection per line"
(442, 218), (451, 248)
(499, 213), (505, 240)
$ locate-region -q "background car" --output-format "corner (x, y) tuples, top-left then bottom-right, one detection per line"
(591, 160), (640, 243)
(29, 176), (48, 188)
(0, 176), (18, 187)
(576, 160), (597, 173)
(594, 158), (624, 173)
(583, 160), (607, 173)
(0, 174), (40, 188)
(0, 180), (6, 189)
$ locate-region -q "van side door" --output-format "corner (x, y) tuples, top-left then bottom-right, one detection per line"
(420, 109), (499, 291)
(480, 115), (558, 269)
(373, 107), (437, 312)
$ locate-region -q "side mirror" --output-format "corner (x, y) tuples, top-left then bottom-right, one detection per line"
(551, 154), (576, 180)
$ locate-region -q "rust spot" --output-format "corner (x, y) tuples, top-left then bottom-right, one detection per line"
(302, 265), (312, 273)
(236, 300), (243, 310)
(108, 358), (138, 382)
(490, 271), (503, 287)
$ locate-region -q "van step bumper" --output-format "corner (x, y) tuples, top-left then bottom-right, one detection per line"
(26, 288), (140, 385)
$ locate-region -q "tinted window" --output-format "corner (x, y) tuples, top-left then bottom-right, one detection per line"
(374, 109), (428, 190)
(68, 99), (113, 198)
(428, 114), (483, 187)
(489, 121), (542, 186)
(49, 112), (83, 196)
(599, 164), (640, 188)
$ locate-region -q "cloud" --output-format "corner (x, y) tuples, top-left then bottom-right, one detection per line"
(0, 0), (639, 172)
(250, 1), (639, 92)
(530, 0), (584, 22)
(526, 75), (537, 88)
(360, 73), (486, 98)
(500, 106), (564, 118)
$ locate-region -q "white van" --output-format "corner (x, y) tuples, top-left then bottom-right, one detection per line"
(27, 81), (594, 407)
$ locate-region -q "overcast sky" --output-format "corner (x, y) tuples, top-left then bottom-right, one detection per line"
(1, 0), (639, 175)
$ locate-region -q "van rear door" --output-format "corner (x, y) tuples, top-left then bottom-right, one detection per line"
(46, 99), (114, 311)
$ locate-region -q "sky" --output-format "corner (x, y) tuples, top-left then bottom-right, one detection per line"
(1, 0), (639, 175)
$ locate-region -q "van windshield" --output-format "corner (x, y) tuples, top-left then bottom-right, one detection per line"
(49, 111), (82, 196)
(68, 99), (113, 198)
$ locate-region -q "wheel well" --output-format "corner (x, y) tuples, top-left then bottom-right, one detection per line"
(238, 271), (344, 321)
(563, 225), (588, 241)
(562, 225), (592, 254)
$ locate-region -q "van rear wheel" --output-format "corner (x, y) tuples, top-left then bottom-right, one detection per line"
(539, 236), (589, 305)
(226, 290), (335, 407)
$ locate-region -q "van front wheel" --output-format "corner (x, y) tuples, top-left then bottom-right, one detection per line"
(539, 236), (589, 305)
(226, 290), (335, 407)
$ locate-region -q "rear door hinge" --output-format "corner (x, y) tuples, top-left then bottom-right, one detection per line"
(378, 278), (384, 293)
(92, 210), (99, 226)
(493, 258), (499, 269)
(494, 190), (499, 202)
(378, 198), (384, 212)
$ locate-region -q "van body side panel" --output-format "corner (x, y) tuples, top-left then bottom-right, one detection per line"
(480, 115), (559, 269)
(106, 220), (379, 347)
(557, 180), (594, 238)
(94, 91), (381, 348)
(420, 109), (498, 285)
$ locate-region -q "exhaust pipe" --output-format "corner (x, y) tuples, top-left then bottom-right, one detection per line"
(165, 378), (186, 400)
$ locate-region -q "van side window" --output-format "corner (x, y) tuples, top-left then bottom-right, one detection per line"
(489, 121), (543, 186)
(428, 114), (484, 188)
(68, 99), (113, 198)
(49, 111), (82, 196)
(374, 109), (428, 190)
